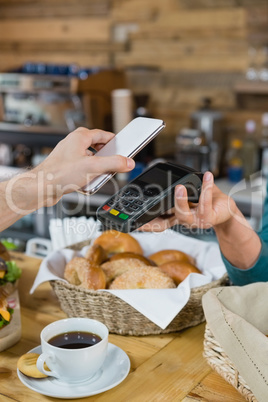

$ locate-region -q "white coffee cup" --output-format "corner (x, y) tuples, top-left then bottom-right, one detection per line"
(36, 317), (109, 383)
(111, 88), (133, 133)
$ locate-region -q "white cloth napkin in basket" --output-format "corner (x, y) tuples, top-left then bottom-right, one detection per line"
(49, 217), (102, 250)
(203, 283), (268, 402)
(30, 230), (226, 329)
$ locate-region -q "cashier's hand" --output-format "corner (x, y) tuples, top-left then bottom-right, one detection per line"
(140, 172), (236, 232)
(35, 127), (135, 205)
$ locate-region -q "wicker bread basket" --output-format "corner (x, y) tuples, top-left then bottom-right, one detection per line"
(203, 324), (257, 401)
(50, 273), (229, 336)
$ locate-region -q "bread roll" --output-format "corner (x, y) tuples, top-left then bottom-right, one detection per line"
(159, 261), (201, 285)
(109, 252), (156, 266)
(109, 265), (176, 289)
(64, 257), (106, 290)
(149, 249), (195, 266)
(80, 263), (106, 290)
(94, 230), (143, 255)
(85, 244), (108, 265)
(101, 258), (147, 284)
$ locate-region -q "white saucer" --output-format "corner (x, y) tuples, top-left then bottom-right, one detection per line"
(17, 343), (130, 399)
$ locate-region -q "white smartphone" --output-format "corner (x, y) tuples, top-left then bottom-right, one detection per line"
(78, 117), (165, 195)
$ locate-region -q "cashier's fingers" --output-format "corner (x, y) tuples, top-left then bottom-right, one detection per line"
(174, 185), (197, 227)
(174, 173), (215, 229)
(196, 171), (214, 225)
(177, 171), (216, 229)
(139, 213), (177, 232)
(141, 180), (208, 232)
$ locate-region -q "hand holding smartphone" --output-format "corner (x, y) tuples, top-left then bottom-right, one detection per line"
(78, 117), (165, 195)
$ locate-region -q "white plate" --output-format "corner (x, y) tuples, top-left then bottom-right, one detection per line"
(17, 343), (130, 399)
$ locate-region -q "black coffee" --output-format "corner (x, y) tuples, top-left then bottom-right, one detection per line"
(48, 331), (102, 349)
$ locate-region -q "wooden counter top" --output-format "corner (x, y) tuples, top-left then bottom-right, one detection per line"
(0, 252), (245, 401)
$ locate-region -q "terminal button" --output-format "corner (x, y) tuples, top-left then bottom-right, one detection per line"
(119, 213), (129, 220)
(109, 209), (120, 216)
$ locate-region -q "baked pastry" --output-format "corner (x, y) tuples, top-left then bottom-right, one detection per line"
(101, 258), (147, 284)
(64, 257), (106, 290)
(85, 244), (108, 265)
(148, 249), (195, 266)
(159, 261), (201, 285)
(80, 263), (106, 290)
(64, 256), (82, 286)
(94, 230), (143, 256)
(109, 252), (156, 266)
(109, 266), (176, 289)
(17, 353), (49, 378)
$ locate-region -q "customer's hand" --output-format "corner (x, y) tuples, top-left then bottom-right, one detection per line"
(0, 127), (135, 231)
(34, 127), (135, 205)
(140, 172), (236, 232)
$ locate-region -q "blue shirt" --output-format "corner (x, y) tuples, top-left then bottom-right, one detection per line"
(222, 182), (268, 285)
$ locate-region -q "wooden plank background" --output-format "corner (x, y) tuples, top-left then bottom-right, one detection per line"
(0, 0), (110, 18)
(0, 0), (267, 155)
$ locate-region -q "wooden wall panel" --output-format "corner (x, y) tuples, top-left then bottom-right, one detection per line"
(140, 8), (247, 32)
(131, 9), (247, 40)
(113, 8), (248, 72)
(179, 0), (268, 8)
(118, 55), (247, 72)
(111, 0), (179, 22)
(0, 2), (261, 72)
(0, 42), (124, 53)
(247, 6), (268, 44)
(131, 27), (247, 40)
(0, 0), (110, 18)
(0, 4), (113, 71)
(0, 18), (110, 42)
(116, 38), (248, 72)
